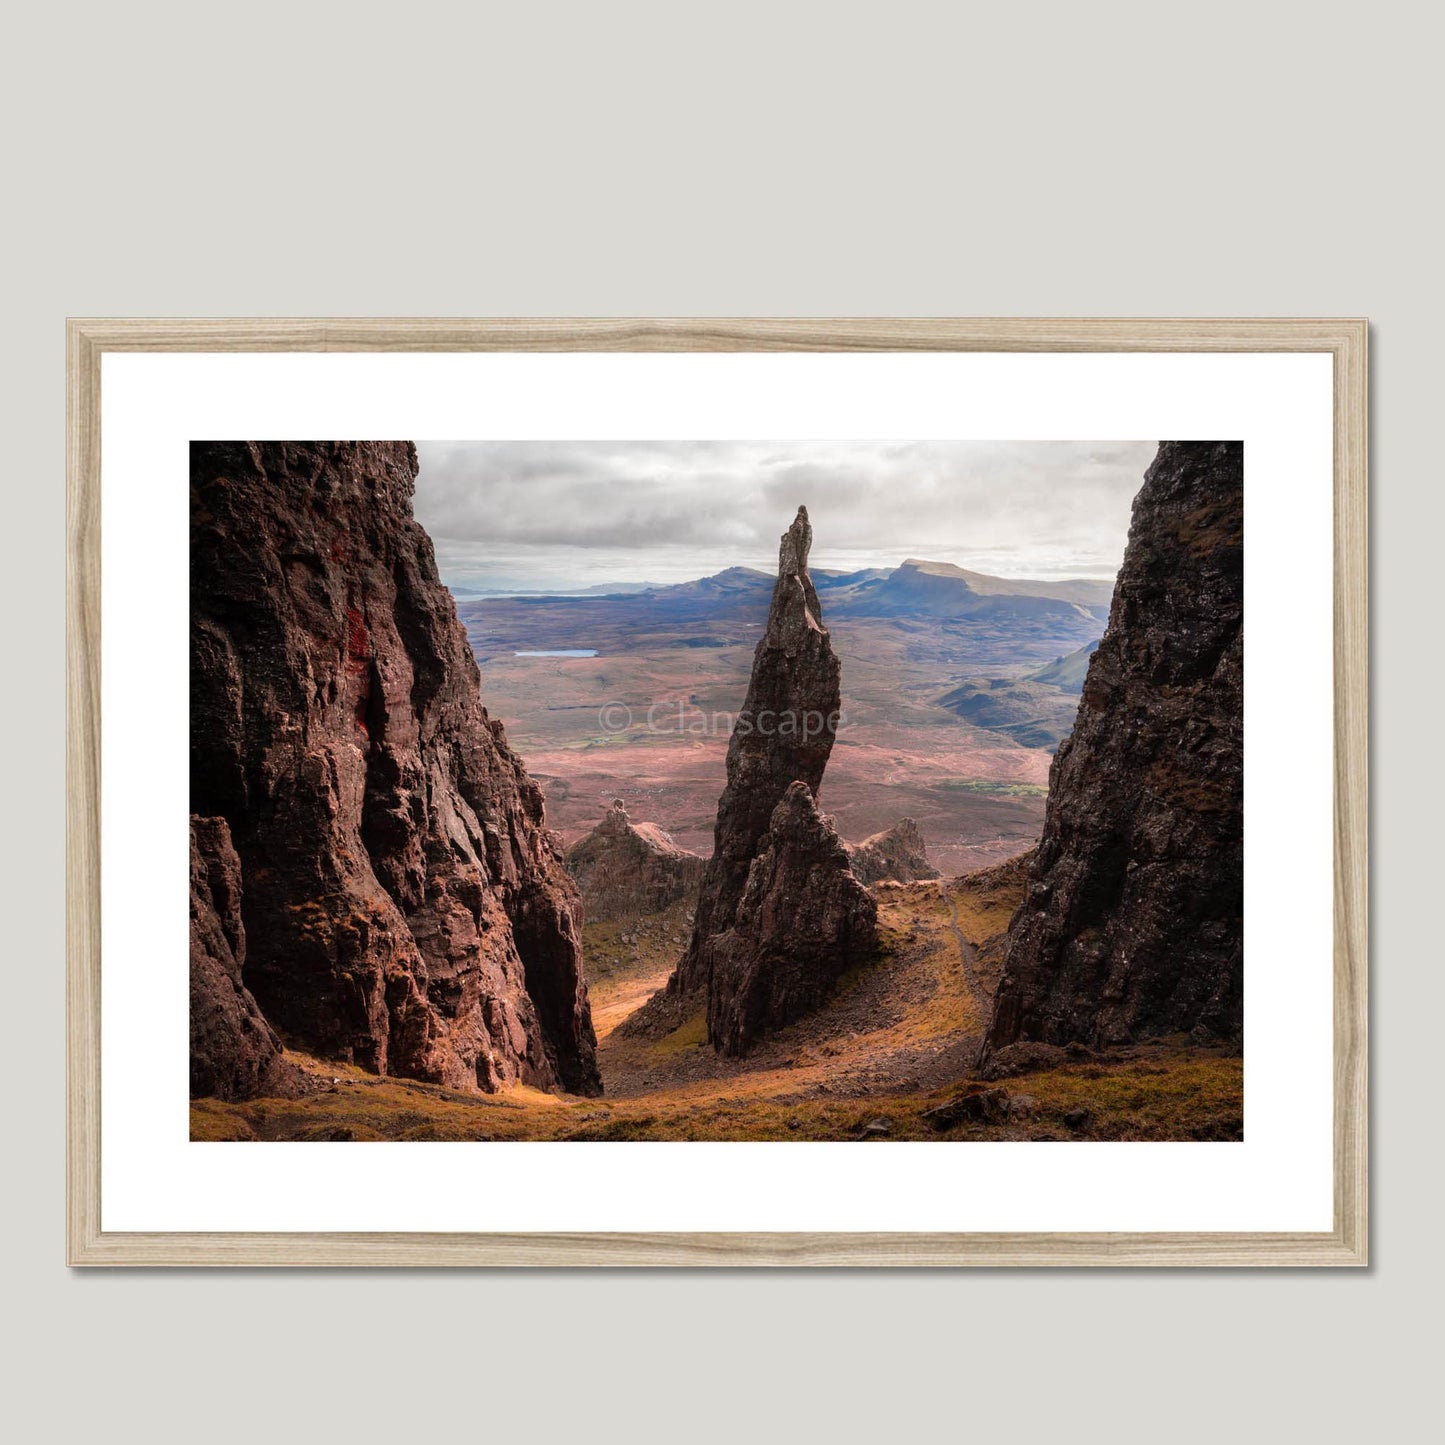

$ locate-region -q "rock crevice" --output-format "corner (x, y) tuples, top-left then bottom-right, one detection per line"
(189, 816), (298, 1101)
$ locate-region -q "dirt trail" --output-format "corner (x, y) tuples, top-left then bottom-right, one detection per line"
(590, 967), (674, 1041)
(944, 883), (995, 1008)
(585, 880), (994, 1105)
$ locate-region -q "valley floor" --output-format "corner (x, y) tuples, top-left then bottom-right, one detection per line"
(192, 866), (1242, 1144)
(460, 606), (1071, 875)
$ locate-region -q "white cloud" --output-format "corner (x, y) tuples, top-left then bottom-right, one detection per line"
(413, 439), (1157, 591)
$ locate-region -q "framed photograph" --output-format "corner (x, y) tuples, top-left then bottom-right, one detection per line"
(67, 318), (1366, 1266)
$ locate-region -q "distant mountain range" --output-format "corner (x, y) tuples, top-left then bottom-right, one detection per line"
(451, 559), (1113, 676)
(445, 580), (657, 598)
(451, 559), (1113, 622)
(825, 559), (1111, 621)
(449, 554), (1112, 869)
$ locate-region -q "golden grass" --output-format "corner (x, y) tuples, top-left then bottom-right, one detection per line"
(190, 1048), (1241, 1142)
(581, 899), (693, 1040)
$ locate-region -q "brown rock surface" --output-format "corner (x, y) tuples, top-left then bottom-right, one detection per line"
(189, 815), (293, 1101)
(190, 441), (600, 1095)
(846, 817), (941, 886)
(679, 505), (843, 993)
(623, 505), (843, 1034)
(706, 782), (878, 1055)
(564, 800), (704, 921)
(980, 441), (1243, 1059)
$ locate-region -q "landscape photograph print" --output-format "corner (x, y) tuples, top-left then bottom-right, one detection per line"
(189, 438), (1243, 1143)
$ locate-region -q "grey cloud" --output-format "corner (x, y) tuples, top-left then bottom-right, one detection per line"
(413, 439), (1159, 591)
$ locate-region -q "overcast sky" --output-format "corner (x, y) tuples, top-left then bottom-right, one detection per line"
(413, 440), (1157, 593)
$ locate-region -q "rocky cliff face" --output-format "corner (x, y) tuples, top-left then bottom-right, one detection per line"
(624, 506), (844, 1035)
(189, 816), (296, 1100)
(980, 441), (1243, 1059)
(707, 782), (878, 1055)
(190, 441), (600, 1096)
(564, 800), (704, 921)
(846, 818), (941, 886)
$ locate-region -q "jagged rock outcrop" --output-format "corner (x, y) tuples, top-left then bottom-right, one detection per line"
(564, 800), (704, 921)
(846, 818), (941, 886)
(675, 505), (842, 992)
(980, 441), (1243, 1060)
(706, 782), (878, 1056)
(189, 816), (295, 1101)
(622, 505), (843, 1036)
(190, 441), (600, 1096)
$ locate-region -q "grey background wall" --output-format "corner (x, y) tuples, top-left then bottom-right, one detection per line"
(7, 2), (1434, 1438)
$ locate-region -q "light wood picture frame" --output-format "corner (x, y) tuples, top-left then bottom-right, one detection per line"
(67, 318), (1367, 1267)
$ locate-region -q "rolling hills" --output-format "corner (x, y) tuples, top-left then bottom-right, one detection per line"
(449, 558), (1107, 874)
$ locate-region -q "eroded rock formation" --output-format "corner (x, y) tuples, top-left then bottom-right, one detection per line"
(706, 782), (878, 1056)
(564, 800), (704, 922)
(623, 505), (844, 1036)
(190, 441), (600, 1096)
(846, 818), (941, 886)
(674, 505), (842, 990)
(980, 441), (1243, 1060)
(189, 816), (294, 1101)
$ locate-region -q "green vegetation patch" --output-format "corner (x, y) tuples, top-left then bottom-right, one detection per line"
(939, 778), (1048, 797)
(654, 1010), (708, 1055)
